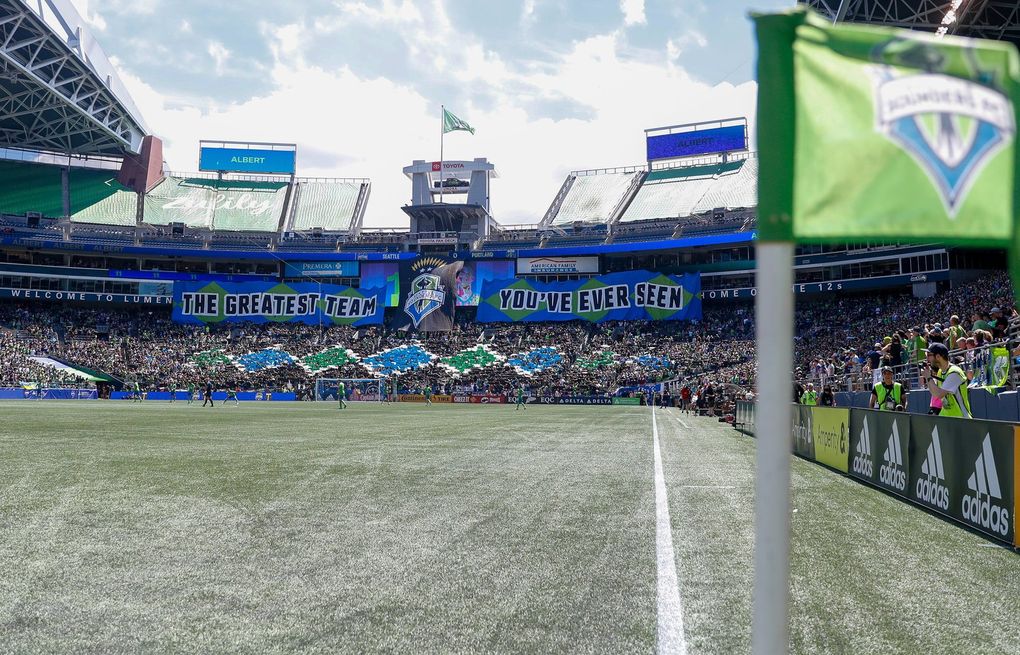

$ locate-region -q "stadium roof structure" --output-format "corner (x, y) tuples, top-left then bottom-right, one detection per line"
(803, 0), (1020, 47)
(0, 0), (148, 156)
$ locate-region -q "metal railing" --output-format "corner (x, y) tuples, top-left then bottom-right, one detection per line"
(799, 340), (1016, 393)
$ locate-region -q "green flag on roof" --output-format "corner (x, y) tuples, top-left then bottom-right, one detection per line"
(754, 9), (1020, 248)
(442, 108), (475, 135)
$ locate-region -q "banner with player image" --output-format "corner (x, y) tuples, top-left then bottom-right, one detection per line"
(454, 260), (515, 306)
(389, 256), (463, 332)
(476, 271), (701, 323)
(172, 281), (384, 326)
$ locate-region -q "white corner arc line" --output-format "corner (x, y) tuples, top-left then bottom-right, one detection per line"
(652, 405), (688, 655)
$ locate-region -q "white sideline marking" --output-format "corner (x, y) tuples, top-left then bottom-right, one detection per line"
(652, 405), (688, 655)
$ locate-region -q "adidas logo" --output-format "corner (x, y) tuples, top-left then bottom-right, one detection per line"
(915, 426), (950, 510)
(852, 418), (873, 477)
(879, 421), (907, 491)
(961, 435), (1011, 537)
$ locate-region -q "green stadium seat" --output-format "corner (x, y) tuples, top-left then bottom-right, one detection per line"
(290, 181), (363, 232)
(69, 168), (138, 226)
(0, 159), (63, 217)
(143, 176), (288, 231)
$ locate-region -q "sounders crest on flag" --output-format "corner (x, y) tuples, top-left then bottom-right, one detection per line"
(754, 9), (1020, 247)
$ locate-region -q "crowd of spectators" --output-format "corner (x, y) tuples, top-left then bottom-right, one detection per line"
(0, 302), (753, 396)
(795, 271), (1018, 390)
(0, 271), (1013, 399)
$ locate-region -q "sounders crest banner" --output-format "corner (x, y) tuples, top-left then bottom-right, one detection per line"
(172, 281), (383, 326)
(389, 256), (463, 332)
(476, 271), (701, 323)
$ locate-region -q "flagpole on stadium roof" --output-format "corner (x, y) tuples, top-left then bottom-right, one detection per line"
(752, 242), (794, 655)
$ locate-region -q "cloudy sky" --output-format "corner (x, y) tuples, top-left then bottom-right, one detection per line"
(73, 0), (793, 226)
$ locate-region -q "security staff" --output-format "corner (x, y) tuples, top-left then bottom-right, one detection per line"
(800, 383), (818, 406)
(870, 366), (907, 411)
(921, 343), (971, 418)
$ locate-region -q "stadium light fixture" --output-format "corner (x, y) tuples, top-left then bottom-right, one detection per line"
(935, 0), (966, 38)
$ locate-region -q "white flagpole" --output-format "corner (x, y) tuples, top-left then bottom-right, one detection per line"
(752, 241), (793, 655)
(439, 104), (445, 204)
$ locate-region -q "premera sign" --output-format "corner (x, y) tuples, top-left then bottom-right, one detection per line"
(199, 144), (296, 175)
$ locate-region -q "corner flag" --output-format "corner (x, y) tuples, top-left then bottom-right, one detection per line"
(442, 108), (475, 135)
(755, 8), (1020, 247)
(751, 9), (1020, 655)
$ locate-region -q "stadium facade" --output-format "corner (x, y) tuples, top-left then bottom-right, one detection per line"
(0, 0), (1006, 318)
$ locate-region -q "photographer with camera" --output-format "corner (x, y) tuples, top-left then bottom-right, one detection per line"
(869, 366), (907, 411)
(920, 343), (971, 419)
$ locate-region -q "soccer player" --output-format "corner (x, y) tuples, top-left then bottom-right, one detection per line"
(169, 379), (176, 404)
(202, 380), (214, 407)
(515, 386), (527, 410)
(133, 380), (142, 403)
(383, 380), (392, 404)
(187, 381), (196, 405)
(337, 381), (348, 410)
(223, 386), (239, 407)
(424, 384), (432, 406)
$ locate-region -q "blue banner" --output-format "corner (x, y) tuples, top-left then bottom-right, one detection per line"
(199, 146), (296, 175)
(172, 281), (383, 326)
(646, 124), (746, 160)
(477, 271), (701, 323)
(283, 261), (360, 278)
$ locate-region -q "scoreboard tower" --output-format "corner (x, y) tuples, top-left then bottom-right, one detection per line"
(401, 158), (498, 251)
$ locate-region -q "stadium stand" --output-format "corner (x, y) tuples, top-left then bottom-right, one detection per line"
(288, 180), (366, 232)
(0, 159), (138, 226)
(142, 175), (288, 231)
(69, 168), (138, 226)
(4, 270), (1012, 410)
(546, 169), (644, 226)
(620, 157), (758, 223)
(0, 159), (63, 217)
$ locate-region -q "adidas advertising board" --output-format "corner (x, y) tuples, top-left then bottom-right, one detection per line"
(879, 419), (909, 493)
(910, 418), (953, 512)
(849, 410), (874, 479)
(810, 407), (850, 473)
(849, 411), (911, 497)
(959, 429), (1013, 542)
(1015, 426), (1020, 549)
(907, 415), (1015, 544)
(792, 405), (814, 460)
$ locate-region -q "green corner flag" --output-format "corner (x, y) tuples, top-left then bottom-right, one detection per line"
(754, 8), (1020, 248)
(443, 108), (475, 135)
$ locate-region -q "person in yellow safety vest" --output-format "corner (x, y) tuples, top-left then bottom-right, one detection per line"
(922, 343), (971, 419)
(869, 366), (907, 411)
(800, 383), (818, 406)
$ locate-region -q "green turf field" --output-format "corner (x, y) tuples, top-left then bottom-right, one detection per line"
(1, 401), (1017, 653)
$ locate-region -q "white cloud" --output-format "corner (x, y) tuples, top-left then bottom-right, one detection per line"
(667, 30), (708, 61)
(620, 0), (646, 26)
(207, 42), (231, 76)
(117, 20), (757, 227)
(69, 0), (107, 31)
